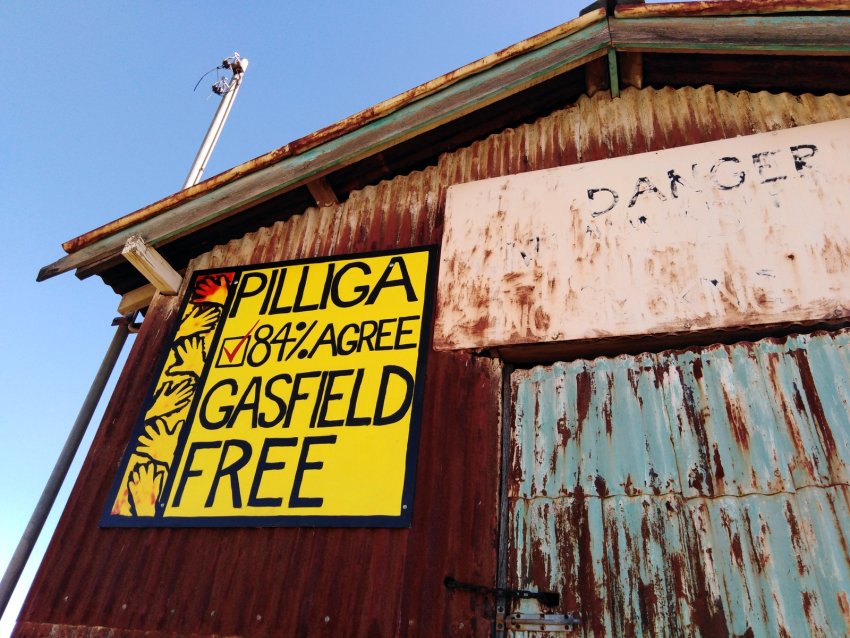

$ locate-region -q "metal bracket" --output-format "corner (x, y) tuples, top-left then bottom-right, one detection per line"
(443, 576), (560, 608)
(508, 612), (582, 632)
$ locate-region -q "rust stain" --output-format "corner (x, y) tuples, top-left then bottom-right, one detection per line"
(837, 591), (850, 627)
(438, 97), (850, 352)
(712, 443), (727, 483)
(464, 313), (492, 342)
(638, 578), (660, 634)
(602, 374), (614, 437)
(533, 306), (551, 331)
(677, 363), (715, 496)
(670, 551), (688, 601)
(594, 474), (609, 497)
(682, 532), (730, 635)
(722, 384), (751, 452)
(801, 590), (816, 629)
(691, 357), (703, 382)
(529, 502), (552, 590)
(575, 367), (593, 439)
(791, 382), (807, 413)
(582, 490), (605, 633)
(556, 414), (570, 443)
(825, 490), (850, 567)
(623, 474), (639, 496)
(510, 332), (850, 636)
(762, 351), (818, 479)
(783, 500), (808, 576)
(649, 467), (662, 496)
(791, 348), (840, 468)
(720, 507), (745, 568)
(738, 507), (766, 578)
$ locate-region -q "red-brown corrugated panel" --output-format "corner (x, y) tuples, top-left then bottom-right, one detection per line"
(17, 85), (850, 636)
(434, 87), (850, 183)
(17, 165), (500, 636)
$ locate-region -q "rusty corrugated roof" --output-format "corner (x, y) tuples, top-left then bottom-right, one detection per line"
(36, 1), (850, 293)
(56, 8), (608, 257)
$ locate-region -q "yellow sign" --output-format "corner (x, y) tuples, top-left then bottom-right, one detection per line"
(103, 247), (437, 527)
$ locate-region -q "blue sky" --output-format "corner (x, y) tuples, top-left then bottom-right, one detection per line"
(0, 1), (650, 633)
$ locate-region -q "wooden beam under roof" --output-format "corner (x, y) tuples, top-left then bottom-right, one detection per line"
(306, 177), (339, 207)
(584, 56), (609, 96)
(121, 235), (182, 295)
(620, 52), (643, 88)
(117, 283), (157, 315)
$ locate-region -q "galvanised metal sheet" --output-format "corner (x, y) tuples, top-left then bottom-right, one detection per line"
(509, 330), (850, 637)
(436, 117), (850, 351)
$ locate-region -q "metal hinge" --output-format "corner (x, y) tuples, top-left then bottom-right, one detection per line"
(507, 612), (582, 632)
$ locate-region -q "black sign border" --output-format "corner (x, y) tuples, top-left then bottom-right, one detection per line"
(101, 245), (439, 529)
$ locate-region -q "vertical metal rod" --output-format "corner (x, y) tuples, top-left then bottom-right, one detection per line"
(607, 48), (620, 98)
(494, 362), (516, 638)
(182, 58), (249, 190)
(0, 317), (133, 619)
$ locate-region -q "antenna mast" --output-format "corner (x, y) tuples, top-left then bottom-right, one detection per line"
(183, 52), (249, 189)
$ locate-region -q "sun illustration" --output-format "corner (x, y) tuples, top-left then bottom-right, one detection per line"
(192, 272), (235, 305)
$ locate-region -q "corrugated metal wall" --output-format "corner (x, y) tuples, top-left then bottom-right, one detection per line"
(17, 86), (850, 636)
(510, 329), (850, 637)
(15, 173), (504, 637)
(440, 87), (850, 182)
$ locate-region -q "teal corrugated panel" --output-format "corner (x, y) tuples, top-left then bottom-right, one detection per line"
(510, 329), (850, 637)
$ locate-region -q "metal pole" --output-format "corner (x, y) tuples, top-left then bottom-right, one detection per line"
(182, 56), (249, 189)
(0, 316), (134, 619)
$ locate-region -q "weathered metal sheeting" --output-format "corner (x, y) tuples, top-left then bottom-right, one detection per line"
(17, 86), (850, 637)
(17, 169), (502, 637)
(433, 87), (850, 354)
(436, 117), (850, 352)
(509, 330), (850, 637)
(434, 88), (850, 198)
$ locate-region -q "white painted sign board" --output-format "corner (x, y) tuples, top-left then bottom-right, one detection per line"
(434, 118), (850, 351)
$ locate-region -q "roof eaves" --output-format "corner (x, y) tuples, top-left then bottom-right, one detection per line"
(38, 8), (610, 282)
(57, 8), (607, 257)
(38, 1), (850, 285)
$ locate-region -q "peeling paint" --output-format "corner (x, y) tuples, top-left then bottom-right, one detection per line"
(510, 329), (850, 636)
(437, 117), (850, 352)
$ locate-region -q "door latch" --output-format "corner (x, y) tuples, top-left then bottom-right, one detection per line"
(508, 612), (582, 631)
(443, 576), (560, 608)
(445, 576), (582, 634)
